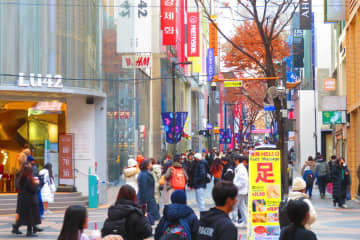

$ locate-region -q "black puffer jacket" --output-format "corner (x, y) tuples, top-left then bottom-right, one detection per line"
(101, 199), (152, 240)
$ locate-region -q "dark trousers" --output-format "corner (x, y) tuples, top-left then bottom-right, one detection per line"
(318, 175), (328, 196)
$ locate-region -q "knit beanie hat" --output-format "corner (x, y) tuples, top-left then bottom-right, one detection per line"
(292, 177), (306, 191)
(171, 190), (187, 204)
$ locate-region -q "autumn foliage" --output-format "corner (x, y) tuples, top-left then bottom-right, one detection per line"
(222, 21), (290, 76)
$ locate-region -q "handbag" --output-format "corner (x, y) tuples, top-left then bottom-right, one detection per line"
(159, 175), (165, 186)
(49, 178), (56, 192)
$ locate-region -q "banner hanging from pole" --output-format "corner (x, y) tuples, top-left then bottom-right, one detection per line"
(161, 0), (176, 45)
(187, 12), (199, 57)
(161, 112), (188, 143)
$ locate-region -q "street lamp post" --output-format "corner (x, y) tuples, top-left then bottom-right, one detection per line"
(172, 61), (192, 154)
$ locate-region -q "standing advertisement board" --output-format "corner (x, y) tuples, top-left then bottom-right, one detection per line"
(59, 134), (74, 185)
(248, 150), (282, 240)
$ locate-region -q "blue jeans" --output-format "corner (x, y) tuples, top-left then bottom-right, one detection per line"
(195, 188), (205, 212)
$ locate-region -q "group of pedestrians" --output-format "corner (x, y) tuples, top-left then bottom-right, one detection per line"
(301, 153), (352, 208)
(11, 147), (56, 237)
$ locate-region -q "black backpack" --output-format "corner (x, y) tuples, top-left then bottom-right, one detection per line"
(101, 216), (127, 238)
(278, 197), (305, 229)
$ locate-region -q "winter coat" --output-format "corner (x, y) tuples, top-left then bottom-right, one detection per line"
(39, 168), (55, 203)
(315, 159), (330, 177)
(183, 160), (195, 188)
(155, 203), (199, 240)
(205, 154), (214, 171)
(124, 166), (139, 192)
(331, 164), (348, 200)
(280, 225), (317, 240)
(137, 170), (155, 204)
(221, 162), (234, 180)
(191, 160), (208, 189)
(101, 199), (152, 240)
(152, 164), (162, 204)
(288, 191), (316, 230)
(162, 159), (173, 175)
(233, 163), (248, 195)
(164, 162), (188, 191)
(197, 208), (237, 240)
(301, 160), (316, 176)
(357, 165), (360, 180)
(17, 176), (41, 226)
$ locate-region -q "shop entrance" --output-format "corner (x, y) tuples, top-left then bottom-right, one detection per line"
(0, 100), (66, 193)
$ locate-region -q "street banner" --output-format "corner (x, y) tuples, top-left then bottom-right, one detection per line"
(225, 128), (232, 144)
(59, 134), (74, 185)
(300, 0), (312, 29)
(248, 150), (282, 240)
(187, 12), (200, 57)
(219, 129), (225, 144)
(135, 0), (152, 52)
(208, 16), (218, 56)
(207, 48), (215, 82)
(161, 112), (188, 143)
(161, 0), (176, 45)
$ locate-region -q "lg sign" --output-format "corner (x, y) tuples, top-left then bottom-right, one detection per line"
(187, 12), (199, 57)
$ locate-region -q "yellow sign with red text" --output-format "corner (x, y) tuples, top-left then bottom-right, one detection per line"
(248, 150), (281, 240)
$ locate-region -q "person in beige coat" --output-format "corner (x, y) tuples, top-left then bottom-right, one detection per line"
(150, 158), (162, 205)
(17, 148), (31, 167)
(123, 159), (139, 192)
(288, 177), (317, 230)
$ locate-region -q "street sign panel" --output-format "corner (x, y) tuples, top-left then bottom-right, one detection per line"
(224, 80), (243, 88)
(206, 123), (213, 129)
(322, 111), (346, 124)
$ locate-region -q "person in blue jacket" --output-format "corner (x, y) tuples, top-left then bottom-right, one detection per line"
(155, 190), (199, 240)
(137, 159), (160, 222)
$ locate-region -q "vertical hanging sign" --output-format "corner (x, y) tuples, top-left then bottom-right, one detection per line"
(187, 12), (199, 57)
(208, 16), (218, 56)
(115, 0), (136, 53)
(300, 0), (312, 29)
(207, 48), (215, 82)
(161, 0), (176, 45)
(59, 134), (74, 185)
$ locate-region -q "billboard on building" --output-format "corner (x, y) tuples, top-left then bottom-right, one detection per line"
(324, 0), (345, 22)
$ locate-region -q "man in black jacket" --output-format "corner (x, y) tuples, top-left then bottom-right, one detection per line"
(192, 153), (208, 212)
(197, 181), (238, 240)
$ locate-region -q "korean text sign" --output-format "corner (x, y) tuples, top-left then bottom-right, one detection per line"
(161, 0), (176, 45)
(59, 134), (74, 185)
(248, 150), (282, 240)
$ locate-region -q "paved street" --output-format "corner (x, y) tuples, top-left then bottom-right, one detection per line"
(0, 185), (359, 239)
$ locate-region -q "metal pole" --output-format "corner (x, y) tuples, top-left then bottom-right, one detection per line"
(224, 104), (227, 151)
(207, 94), (210, 150)
(172, 62), (176, 155)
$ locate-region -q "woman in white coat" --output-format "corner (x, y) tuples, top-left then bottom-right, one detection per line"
(39, 163), (56, 214)
(123, 159), (139, 192)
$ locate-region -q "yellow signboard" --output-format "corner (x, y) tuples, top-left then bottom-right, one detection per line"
(224, 80), (243, 88)
(248, 150), (281, 240)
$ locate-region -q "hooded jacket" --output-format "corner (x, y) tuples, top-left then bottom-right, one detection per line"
(155, 203), (199, 240)
(233, 163), (248, 195)
(288, 191), (317, 230)
(101, 199), (152, 240)
(315, 158), (330, 177)
(192, 160), (208, 189)
(197, 208), (237, 240)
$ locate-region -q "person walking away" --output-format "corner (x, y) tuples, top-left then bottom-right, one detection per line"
(331, 158), (349, 208)
(205, 150), (214, 172)
(27, 156), (44, 218)
(279, 177), (316, 230)
(197, 181), (238, 240)
(191, 153), (208, 212)
(343, 161), (352, 200)
(15, 165), (42, 237)
(232, 155), (248, 227)
(315, 155), (330, 199)
(155, 190), (199, 240)
(301, 156), (316, 198)
(17, 148), (31, 168)
(183, 152), (195, 188)
(58, 205), (89, 240)
(101, 185), (152, 239)
(162, 154), (173, 175)
(151, 158), (162, 206)
(210, 158), (223, 186)
(123, 158), (139, 192)
(328, 155), (337, 174)
(221, 157), (234, 181)
(39, 163), (56, 215)
(137, 159), (160, 222)
(279, 199), (318, 240)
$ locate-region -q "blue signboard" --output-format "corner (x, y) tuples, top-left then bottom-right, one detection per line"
(206, 123), (213, 129)
(207, 48), (215, 82)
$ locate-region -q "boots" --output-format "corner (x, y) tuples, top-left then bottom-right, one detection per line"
(11, 224), (22, 234)
(33, 225), (43, 233)
(26, 226), (37, 237)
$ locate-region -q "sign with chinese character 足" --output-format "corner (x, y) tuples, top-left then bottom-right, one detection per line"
(187, 12), (199, 57)
(59, 134), (74, 185)
(161, 0), (176, 45)
(248, 150), (282, 240)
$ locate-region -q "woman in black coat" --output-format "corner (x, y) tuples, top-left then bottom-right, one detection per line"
(101, 184), (152, 239)
(331, 158), (348, 208)
(15, 165), (41, 237)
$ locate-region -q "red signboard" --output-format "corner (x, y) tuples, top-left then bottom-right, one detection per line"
(59, 134), (74, 185)
(187, 12), (199, 57)
(161, 0), (176, 45)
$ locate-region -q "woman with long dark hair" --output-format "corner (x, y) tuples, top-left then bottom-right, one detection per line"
(15, 165), (41, 237)
(331, 157), (349, 208)
(138, 159), (160, 222)
(39, 163), (56, 214)
(101, 184), (152, 239)
(210, 158), (223, 185)
(279, 199), (317, 240)
(58, 205), (88, 240)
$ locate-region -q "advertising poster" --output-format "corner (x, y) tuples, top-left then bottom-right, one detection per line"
(59, 134), (74, 185)
(248, 150), (282, 240)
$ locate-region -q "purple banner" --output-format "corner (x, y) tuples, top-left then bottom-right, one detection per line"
(225, 129), (232, 144)
(207, 48), (215, 82)
(161, 112), (188, 144)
